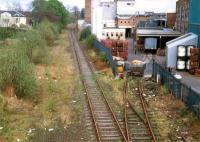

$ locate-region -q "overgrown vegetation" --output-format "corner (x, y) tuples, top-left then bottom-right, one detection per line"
(0, 0), (71, 98)
(0, 28), (20, 40)
(79, 27), (91, 41)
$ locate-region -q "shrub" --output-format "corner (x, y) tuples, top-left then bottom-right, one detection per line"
(16, 30), (46, 60)
(36, 20), (56, 46)
(0, 47), (38, 97)
(0, 27), (19, 40)
(99, 52), (107, 62)
(45, 98), (56, 112)
(85, 34), (96, 48)
(80, 27), (91, 41)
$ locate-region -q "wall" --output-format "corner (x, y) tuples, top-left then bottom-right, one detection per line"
(167, 13), (176, 28)
(85, 0), (91, 23)
(0, 12), (12, 27)
(175, 0), (189, 34)
(117, 0), (136, 15)
(117, 16), (150, 29)
(102, 28), (126, 40)
(189, 0), (200, 47)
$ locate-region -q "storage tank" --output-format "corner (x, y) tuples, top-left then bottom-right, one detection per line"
(166, 33), (198, 68)
(177, 59), (186, 70)
(187, 45), (196, 57)
(177, 45), (186, 57)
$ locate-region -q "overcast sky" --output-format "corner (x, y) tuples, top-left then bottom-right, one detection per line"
(0, 0), (177, 12)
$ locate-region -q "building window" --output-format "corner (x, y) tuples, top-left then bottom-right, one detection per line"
(106, 33), (109, 37)
(116, 33), (119, 36)
(111, 33), (113, 37)
(16, 18), (20, 23)
(125, 21), (126, 23)
(104, 24), (106, 27)
(120, 33), (123, 37)
(121, 21), (123, 23)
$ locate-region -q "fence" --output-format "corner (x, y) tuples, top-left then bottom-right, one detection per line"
(152, 60), (200, 119)
(93, 40), (116, 75)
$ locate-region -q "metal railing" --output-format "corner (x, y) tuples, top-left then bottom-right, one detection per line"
(152, 60), (200, 119)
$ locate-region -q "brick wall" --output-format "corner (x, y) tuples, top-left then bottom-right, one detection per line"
(167, 13), (176, 28)
(85, 0), (91, 23)
(176, 0), (189, 34)
(117, 16), (150, 28)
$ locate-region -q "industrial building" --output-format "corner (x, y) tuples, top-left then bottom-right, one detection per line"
(189, 0), (200, 47)
(175, 0), (189, 34)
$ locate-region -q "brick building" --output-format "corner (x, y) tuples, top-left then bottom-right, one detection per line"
(166, 13), (176, 28)
(176, 0), (189, 34)
(117, 15), (150, 37)
(85, 0), (91, 23)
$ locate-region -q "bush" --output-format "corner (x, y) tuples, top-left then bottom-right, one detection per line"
(99, 52), (107, 62)
(85, 34), (96, 48)
(15, 29), (47, 64)
(80, 27), (91, 41)
(0, 47), (38, 97)
(36, 20), (55, 46)
(0, 27), (20, 40)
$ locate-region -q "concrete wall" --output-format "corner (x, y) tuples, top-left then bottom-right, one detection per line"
(117, 0), (135, 15)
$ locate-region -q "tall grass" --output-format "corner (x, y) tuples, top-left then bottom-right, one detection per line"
(0, 46), (38, 97)
(0, 19), (62, 97)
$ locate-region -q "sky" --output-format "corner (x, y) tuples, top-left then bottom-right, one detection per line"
(0, 0), (177, 12)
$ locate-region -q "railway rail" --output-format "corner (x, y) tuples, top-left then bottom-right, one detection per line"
(124, 79), (159, 142)
(69, 30), (128, 142)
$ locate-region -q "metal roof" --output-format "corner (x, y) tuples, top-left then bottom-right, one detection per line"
(137, 28), (181, 37)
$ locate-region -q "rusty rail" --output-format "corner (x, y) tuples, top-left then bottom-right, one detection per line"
(69, 30), (128, 142)
(138, 81), (157, 142)
(69, 31), (102, 142)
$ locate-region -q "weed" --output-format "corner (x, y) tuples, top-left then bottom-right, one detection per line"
(45, 98), (57, 112)
(160, 85), (169, 96)
(85, 35), (97, 48)
(99, 52), (107, 62)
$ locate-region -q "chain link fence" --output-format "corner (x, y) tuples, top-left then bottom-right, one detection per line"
(152, 60), (200, 119)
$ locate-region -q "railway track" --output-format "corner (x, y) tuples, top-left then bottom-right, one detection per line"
(69, 30), (128, 142)
(124, 79), (160, 142)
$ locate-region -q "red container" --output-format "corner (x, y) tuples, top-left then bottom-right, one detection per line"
(190, 48), (199, 55)
(190, 55), (199, 61)
(195, 69), (200, 77)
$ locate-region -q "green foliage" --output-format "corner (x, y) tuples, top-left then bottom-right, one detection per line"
(45, 98), (56, 112)
(36, 20), (55, 46)
(80, 27), (91, 41)
(160, 85), (170, 96)
(32, 0), (70, 27)
(0, 47), (38, 97)
(81, 8), (85, 19)
(16, 29), (46, 61)
(0, 27), (20, 40)
(99, 52), (107, 62)
(85, 34), (97, 48)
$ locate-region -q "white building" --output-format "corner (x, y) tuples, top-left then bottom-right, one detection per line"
(91, 0), (135, 40)
(0, 11), (26, 27)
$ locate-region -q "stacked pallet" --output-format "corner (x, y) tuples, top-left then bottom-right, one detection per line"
(101, 39), (128, 60)
(189, 48), (199, 75)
